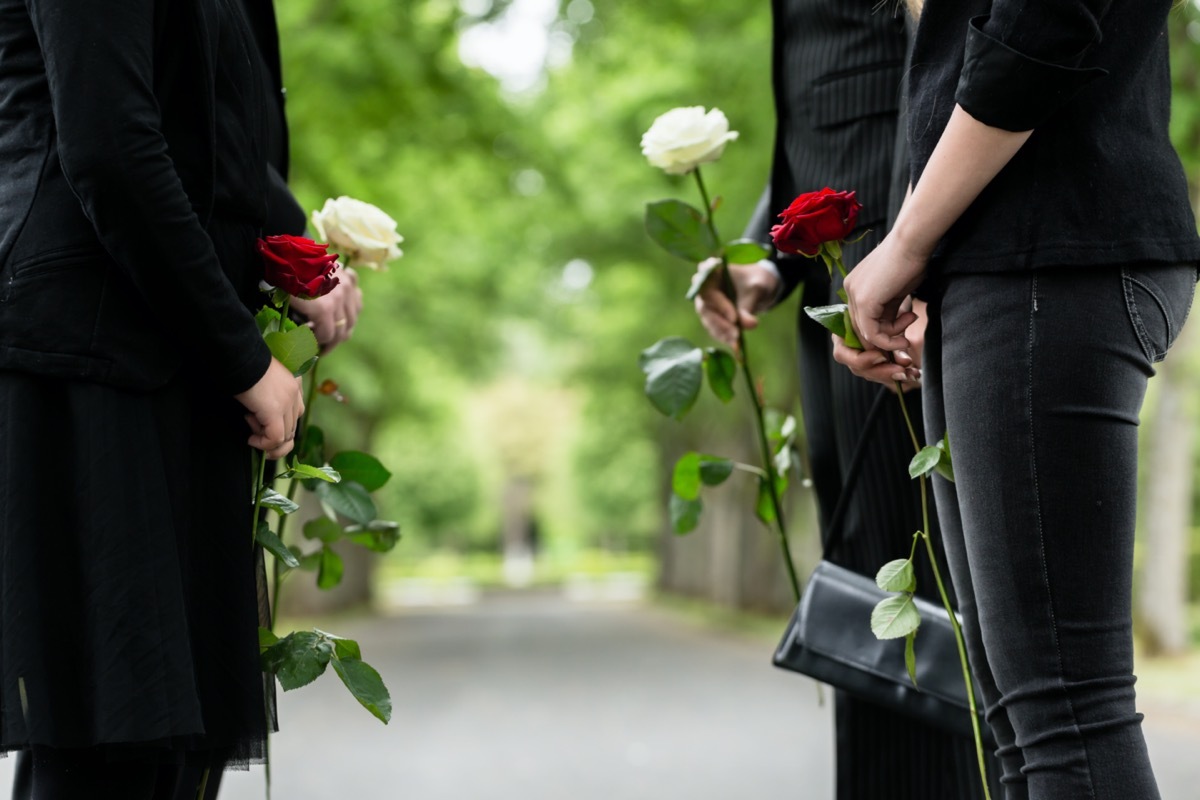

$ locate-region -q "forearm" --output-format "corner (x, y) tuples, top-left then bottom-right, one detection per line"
(891, 105), (1031, 257)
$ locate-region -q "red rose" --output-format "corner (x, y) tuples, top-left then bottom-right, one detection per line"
(770, 188), (862, 256)
(256, 235), (340, 299)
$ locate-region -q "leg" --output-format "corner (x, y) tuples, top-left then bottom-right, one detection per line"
(932, 266), (1192, 800)
(27, 747), (163, 800)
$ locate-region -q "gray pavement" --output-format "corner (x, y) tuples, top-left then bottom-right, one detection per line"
(3, 592), (1199, 798)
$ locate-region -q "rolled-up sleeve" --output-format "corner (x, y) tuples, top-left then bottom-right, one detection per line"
(955, 1), (1113, 132)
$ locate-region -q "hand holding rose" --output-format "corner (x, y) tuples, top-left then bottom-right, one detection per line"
(693, 257), (780, 348)
(291, 267), (364, 353)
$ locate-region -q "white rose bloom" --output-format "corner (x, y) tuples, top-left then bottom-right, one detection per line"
(310, 196), (404, 270)
(640, 106), (739, 176)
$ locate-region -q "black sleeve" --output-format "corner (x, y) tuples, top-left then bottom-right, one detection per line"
(25, 0), (272, 394)
(955, 2), (1111, 132)
(265, 164), (307, 237)
(742, 183), (803, 307)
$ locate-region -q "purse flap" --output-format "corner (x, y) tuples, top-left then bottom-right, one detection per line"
(794, 560), (981, 712)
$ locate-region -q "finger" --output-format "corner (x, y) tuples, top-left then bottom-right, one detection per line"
(311, 311), (336, 347)
(699, 308), (737, 348)
(738, 308), (759, 331)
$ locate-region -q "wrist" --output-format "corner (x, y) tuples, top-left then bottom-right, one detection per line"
(748, 259), (783, 311)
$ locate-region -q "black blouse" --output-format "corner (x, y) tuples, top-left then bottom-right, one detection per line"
(909, 0), (1200, 273)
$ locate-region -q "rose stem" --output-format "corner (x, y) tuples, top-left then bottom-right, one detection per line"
(270, 357), (321, 630)
(892, 382), (991, 800)
(693, 167), (801, 603)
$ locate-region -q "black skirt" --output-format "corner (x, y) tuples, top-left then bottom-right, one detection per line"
(0, 363), (270, 766)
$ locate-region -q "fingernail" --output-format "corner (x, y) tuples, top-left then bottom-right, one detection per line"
(891, 372), (907, 382)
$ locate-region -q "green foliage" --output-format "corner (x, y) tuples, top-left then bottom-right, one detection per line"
(645, 199), (719, 262)
(260, 627), (392, 724)
(870, 593), (922, 640)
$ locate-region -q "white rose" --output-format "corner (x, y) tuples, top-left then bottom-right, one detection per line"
(640, 106), (739, 176)
(310, 196), (404, 270)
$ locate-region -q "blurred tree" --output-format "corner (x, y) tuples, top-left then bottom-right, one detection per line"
(1137, 3), (1200, 654)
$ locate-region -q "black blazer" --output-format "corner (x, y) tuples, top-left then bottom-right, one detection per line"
(745, 0), (908, 300)
(910, 0), (1200, 273)
(0, 0), (271, 393)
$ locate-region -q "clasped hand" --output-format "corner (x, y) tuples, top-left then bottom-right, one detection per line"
(835, 232), (929, 389)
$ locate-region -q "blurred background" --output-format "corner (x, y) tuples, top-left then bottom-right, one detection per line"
(9, 0), (1200, 797)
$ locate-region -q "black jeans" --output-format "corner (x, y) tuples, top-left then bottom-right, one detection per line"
(922, 263), (1197, 800)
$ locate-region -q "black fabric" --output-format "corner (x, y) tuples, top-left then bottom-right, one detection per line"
(955, 16), (1105, 133)
(908, 0), (1200, 274)
(923, 263), (1196, 798)
(0, 0), (271, 393)
(752, 4), (998, 797)
(0, 0), (274, 773)
(0, 224), (271, 767)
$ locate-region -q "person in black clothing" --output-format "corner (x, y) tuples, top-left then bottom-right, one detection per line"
(0, 0), (306, 797)
(695, 2), (998, 797)
(837, 1), (1200, 798)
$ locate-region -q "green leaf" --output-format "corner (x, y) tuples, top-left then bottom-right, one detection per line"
(263, 325), (320, 376)
(317, 546), (345, 590)
(755, 476), (785, 525)
(315, 631), (362, 662)
(669, 494), (702, 534)
(329, 451), (392, 492)
(841, 308), (863, 350)
(935, 434), (955, 483)
(316, 480), (378, 526)
(704, 348), (737, 403)
(255, 306), (283, 335)
(638, 337), (704, 420)
(724, 238), (772, 265)
(346, 521), (402, 553)
(875, 559), (916, 593)
(287, 462), (341, 483)
(261, 631), (333, 691)
(644, 199), (719, 262)
(905, 631), (919, 688)
(258, 487), (300, 515)
(804, 304), (849, 338)
(871, 594), (922, 640)
(296, 548), (322, 572)
(258, 626), (280, 652)
(331, 657), (392, 724)
(672, 452), (702, 500)
(303, 516), (343, 543)
(825, 239), (843, 262)
(909, 445), (942, 480)
(698, 456), (734, 487)
(256, 519), (300, 569)
(686, 258), (721, 301)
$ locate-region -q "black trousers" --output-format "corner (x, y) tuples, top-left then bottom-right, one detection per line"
(923, 263), (1197, 800)
(11, 749), (223, 800)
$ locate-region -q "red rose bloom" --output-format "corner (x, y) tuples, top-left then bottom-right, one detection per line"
(770, 188), (862, 256)
(256, 235), (340, 299)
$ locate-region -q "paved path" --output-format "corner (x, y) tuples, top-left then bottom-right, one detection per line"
(4, 593), (1198, 798)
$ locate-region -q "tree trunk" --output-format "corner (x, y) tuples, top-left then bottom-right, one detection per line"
(1136, 317), (1198, 656)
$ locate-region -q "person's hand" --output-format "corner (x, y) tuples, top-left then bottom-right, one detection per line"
(235, 358), (305, 459)
(833, 297), (927, 392)
(290, 267), (363, 354)
(693, 258), (779, 348)
(842, 231), (929, 353)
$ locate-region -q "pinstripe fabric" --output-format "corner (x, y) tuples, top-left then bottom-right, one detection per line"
(750, 3), (1002, 797)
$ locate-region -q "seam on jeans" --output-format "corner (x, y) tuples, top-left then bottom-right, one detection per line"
(1126, 274), (1173, 358)
(1120, 269), (1156, 363)
(1027, 273), (1098, 800)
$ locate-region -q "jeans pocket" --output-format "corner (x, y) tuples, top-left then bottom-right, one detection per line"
(1121, 263), (1198, 363)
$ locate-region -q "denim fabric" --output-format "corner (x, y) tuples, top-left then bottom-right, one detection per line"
(922, 263), (1197, 800)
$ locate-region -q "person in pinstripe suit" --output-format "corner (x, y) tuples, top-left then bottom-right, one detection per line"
(695, 2), (1000, 797)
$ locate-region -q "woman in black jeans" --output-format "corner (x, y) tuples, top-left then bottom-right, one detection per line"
(836, 1), (1199, 799)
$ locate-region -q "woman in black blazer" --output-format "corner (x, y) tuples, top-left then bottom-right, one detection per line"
(0, 0), (304, 796)
(696, 2), (998, 797)
(837, 1), (1200, 797)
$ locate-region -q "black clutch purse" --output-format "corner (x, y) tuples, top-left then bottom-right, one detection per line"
(773, 559), (993, 744)
(772, 388), (994, 746)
